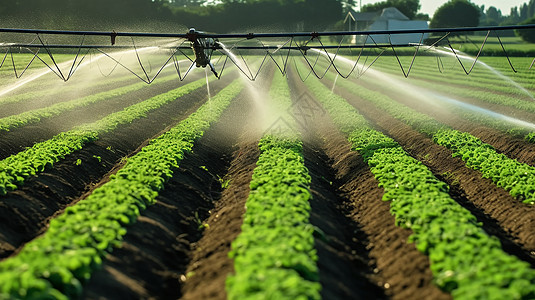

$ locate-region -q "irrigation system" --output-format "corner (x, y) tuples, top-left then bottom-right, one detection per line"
(1, 24), (535, 83)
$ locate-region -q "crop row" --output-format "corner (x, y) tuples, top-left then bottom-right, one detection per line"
(353, 62), (535, 143)
(375, 56), (535, 89)
(0, 76), (209, 195)
(0, 79), (243, 299)
(226, 74), (321, 299)
(0, 73), (186, 132)
(373, 63), (534, 98)
(0, 73), (137, 107)
(329, 71), (535, 204)
(374, 56), (535, 91)
(304, 73), (535, 299)
(363, 68), (535, 115)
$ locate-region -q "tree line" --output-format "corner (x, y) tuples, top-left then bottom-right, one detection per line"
(0, 0), (533, 40)
(479, 0), (535, 26)
(0, 0), (345, 32)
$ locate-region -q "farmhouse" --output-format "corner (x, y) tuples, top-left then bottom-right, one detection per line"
(348, 7), (429, 45)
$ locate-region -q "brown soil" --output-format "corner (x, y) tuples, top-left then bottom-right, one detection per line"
(82, 86), (260, 299)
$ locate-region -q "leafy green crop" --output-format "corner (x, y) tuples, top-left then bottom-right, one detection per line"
(0, 73), (182, 132)
(304, 74), (535, 299)
(433, 130), (535, 204)
(330, 71), (535, 204)
(226, 74), (321, 300)
(0, 76), (210, 196)
(0, 80), (242, 299)
(0, 73), (137, 107)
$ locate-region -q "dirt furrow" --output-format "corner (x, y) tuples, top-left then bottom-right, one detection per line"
(289, 72), (450, 299)
(82, 84), (259, 299)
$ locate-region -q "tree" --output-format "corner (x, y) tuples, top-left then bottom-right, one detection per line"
(516, 17), (535, 42)
(430, 0), (479, 28)
(360, 0), (420, 20)
(520, 3), (529, 20)
(529, 0), (535, 20)
(339, 0), (356, 14)
(480, 6), (503, 26)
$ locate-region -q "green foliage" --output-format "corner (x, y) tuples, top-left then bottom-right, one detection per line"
(361, 0), (421, 20)
(0, 0), (174, 30)
(328, 69), (535, 204)
(304, 73), (535, 299)
(1, 0), (342, 32)
(0, 75), (177, 132)
(516, 17), (535, 43)
(433, 129), (535, 204)
(0, 80), (242, 299)
(430, 0), (480, 29)
(0, 77), (210, 195)
(227, 74), (321, 300)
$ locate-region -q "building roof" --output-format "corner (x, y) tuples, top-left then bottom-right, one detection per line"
(377, 7), (409, 21)
(348, 10), (380, 22)
(348, 7), (409, 22)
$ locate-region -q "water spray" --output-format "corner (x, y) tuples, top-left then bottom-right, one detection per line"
(2, 24), (535, 84)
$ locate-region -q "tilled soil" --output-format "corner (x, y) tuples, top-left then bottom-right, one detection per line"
(289, 72), (451, 300)
(82, 84), (260, 299)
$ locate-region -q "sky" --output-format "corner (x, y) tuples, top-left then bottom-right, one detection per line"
(359, 0), (528, 17)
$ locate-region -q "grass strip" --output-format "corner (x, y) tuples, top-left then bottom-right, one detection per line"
(226, 74), (321, 300)
(0, 76), (211, 195)
(304, 74), (535, 299)
(0, 79), (243, 299)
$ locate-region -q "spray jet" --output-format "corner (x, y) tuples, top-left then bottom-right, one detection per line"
(187, 28), (219, 77)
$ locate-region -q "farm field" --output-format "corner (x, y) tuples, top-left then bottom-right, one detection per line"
(1, 52), (535, 299)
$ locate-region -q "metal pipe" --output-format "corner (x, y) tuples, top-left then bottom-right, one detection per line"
(1, 24), (534, 39)
(0, 43), (419, 50)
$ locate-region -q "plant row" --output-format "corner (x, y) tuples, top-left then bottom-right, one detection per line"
(369, 65), (535, 113)
(354, 66), (535, 143)
(0, 79), (243, 299)
(374, 56), (535, 89)
(226, 74), (321, 299)
(330, 71), (535, 204)
(0, 73), (183, 132)
(304, 74), (535, 299)
(0, 73), (137, 107)
(0, 76), (209, 196)
(373, 63), (534, 99)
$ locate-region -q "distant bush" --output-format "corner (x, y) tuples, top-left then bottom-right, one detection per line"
(516, 17), (535, 43)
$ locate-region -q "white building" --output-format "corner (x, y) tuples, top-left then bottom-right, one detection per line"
(349, 7), (428, 45)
